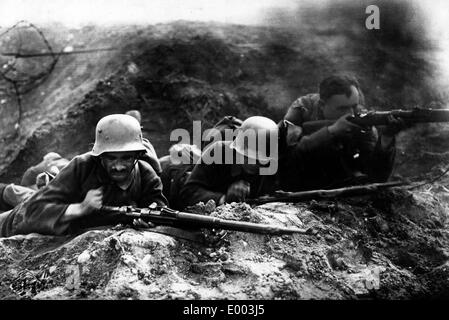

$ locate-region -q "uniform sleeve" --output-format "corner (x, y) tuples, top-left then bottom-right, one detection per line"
(20, 166), (40, 187)
(284, 94), (337, 153)
(1, 158), (84, 237)
(284, 96), (309, 126)
(138, 162), (168, 207)
(180, 162), (227, 208)
(296, 126), (336, 154)
(0, 183), (12, 212)
(141, 138), (163, 175)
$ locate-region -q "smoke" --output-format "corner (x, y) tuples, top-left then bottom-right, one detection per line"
(416, 0), (449, 90)
(0, 0), (297, 27)
(1, 0), (447, 105)
(260, 0), (449, 107)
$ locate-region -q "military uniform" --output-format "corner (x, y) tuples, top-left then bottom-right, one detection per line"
(281, 93), (395, 190)
(0, 183), (35, 212)
(141, 138), (162, 176)
(20, 153), (70, 188)
(180, 141), (277, 208)
(0, 152), (167, 237)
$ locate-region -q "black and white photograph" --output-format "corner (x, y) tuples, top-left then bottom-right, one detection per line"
(0, 0), (449, 306)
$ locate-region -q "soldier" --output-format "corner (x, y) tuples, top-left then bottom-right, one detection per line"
(125, 110), (162, 176)
(21, 152), (70, 189)
(159, 115), (241, 209)
(0, 114), (167, 237)
(0, 183), (35, 212)
(180, 116), (279, 208)
(281, 74), (406, 190)
(158, 143), (201, 209)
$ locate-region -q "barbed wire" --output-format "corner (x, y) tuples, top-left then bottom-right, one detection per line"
(0, 20), (59, 91)
(1, 20), (117, 132)
(0, 20), (59, 131)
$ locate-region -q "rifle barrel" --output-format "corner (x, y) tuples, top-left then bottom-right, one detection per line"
(355, 109), (449, 126)
(100, 206), (307, 235)
(302, 108), (449, 133)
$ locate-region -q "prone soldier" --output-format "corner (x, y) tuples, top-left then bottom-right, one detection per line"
(0, 114), (167, 237)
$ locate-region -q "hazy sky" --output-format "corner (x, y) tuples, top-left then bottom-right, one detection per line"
(0, 0), (299, 27)
(0, 0), (448, 84)
(0, 0), (446, 30)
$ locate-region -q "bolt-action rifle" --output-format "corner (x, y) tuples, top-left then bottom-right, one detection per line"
(302, 108), (449, 134)
(248, 181), (407, 205)
(100, 204), (307, 235)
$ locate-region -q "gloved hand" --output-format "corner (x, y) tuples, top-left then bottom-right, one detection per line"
(225, 180), (250, 202)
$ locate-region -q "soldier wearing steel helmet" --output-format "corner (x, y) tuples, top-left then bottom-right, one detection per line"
(125, 110), (162, 176)
(180, 116), (279, 208)
(0, 114), (167, 237)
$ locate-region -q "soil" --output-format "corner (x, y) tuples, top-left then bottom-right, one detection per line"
(1, 187), (448, 299)
(1, 1), (449, 300)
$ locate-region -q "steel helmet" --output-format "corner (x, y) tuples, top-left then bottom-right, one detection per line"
(91, 114), (146, 156)
(230, 116), (278, 162)
(125, 110), (142, 124)
(43, 152), (62, 161)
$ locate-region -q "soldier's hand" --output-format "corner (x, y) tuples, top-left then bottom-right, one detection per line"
(63, 187), (103, 222)
(382, 115), (409, 137)
(226, 180), (250, 202)
(328, 114), (365, 139)
(132, 218), (156, 229)
(81, 187), (103, 214)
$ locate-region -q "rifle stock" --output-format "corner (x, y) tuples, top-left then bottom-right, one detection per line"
(100, 205), (307, 235)
(302, 108), (449, 134)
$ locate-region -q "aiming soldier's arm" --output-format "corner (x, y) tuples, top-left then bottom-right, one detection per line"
(284, 95), (339, 153)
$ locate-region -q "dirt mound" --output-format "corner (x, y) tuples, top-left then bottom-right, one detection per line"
(0, 7), (449, 300)
(0, 188), (448, 300)
(1, 14), (447, 182)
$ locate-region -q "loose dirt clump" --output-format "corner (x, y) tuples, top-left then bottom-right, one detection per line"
(211, 203), (262, 223)
(0, 188), (448, 299)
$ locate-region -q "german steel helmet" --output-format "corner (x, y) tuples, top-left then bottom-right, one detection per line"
(91, 114), (146, 156)
(230, 116), (278, 162)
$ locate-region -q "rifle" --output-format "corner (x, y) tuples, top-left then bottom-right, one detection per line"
(248, 181), (407, 205)
(302, 108), (449, 134)
(100, 204), (308, 235)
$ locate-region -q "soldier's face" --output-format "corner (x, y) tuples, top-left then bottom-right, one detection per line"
(100, 151), (138, 183)
(322, 85), (360, 120)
